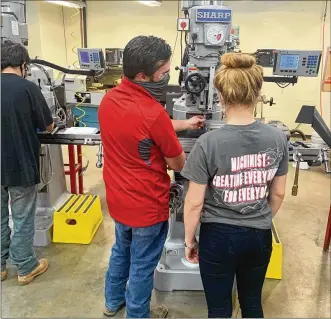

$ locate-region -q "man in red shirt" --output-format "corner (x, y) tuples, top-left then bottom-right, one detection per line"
(99, 36), (204, 318)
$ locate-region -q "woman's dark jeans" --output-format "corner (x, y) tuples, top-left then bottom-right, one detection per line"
(199, 222), (272, 318)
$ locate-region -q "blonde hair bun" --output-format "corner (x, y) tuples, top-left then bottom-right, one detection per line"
(214, 52), (263, 106)
(221, 53), (256, 69)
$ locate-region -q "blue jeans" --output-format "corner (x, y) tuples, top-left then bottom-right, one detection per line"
(1, 185), (39, 275)
(105, 220), (168, 318)
(199, 222), (272, 318)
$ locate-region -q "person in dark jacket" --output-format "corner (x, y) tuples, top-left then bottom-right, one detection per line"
(1, 41), (54, 285)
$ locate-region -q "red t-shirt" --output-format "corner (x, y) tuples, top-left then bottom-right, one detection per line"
(98, 78), (183, 227)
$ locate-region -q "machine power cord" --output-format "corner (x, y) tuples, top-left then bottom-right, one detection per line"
(70, 6), (89, 171)
(70, 6), (81, 70)
(74, 94), (87, 127)
(276, 82), (291, 89)
(68, 5), (88, 128)
(170, 0), (180, 64)
(30, 59), (95, 77)
(319, 0), (328, 116)
(290, 129), (307, 141)
(180, 30), (183, 65)
(40, 144), (54, 186)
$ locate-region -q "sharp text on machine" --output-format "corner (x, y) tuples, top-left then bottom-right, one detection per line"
(196, 9), (232, 23)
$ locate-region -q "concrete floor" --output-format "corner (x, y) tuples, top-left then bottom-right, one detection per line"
(1, 146), (330, 318)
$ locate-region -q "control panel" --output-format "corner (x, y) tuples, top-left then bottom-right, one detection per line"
(255, 49), (276, 68)
(77, 48), (105, 71)
(105, 48), (124, 66)
(273, 50), (322, 77)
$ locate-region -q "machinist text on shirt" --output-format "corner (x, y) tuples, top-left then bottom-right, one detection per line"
(212, 153), (278, 204)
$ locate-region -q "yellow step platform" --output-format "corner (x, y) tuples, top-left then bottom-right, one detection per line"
(53, 194), (103, 244)
(266, 221), (283, 280)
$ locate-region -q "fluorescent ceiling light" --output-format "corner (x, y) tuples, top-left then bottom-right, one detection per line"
(45, 1), (85, 8)
(137, 1), (162, 7)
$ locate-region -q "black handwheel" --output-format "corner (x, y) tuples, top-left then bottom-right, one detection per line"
(269, 97), (275, 106)
(185, 73), (207, 95)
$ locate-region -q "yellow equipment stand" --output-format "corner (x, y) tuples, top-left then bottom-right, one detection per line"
(266, 221), (283, 280)
(53, 194), (103, 244)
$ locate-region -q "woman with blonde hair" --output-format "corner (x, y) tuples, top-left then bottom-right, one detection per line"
(181, 53), (288, 318)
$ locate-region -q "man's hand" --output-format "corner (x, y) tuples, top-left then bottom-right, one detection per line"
(185, 246), (199, 264)
(171, 116), (205, 132)
(186, 116), (205, 131)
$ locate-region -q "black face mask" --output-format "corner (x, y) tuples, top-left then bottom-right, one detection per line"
(133, 74), (170, 102)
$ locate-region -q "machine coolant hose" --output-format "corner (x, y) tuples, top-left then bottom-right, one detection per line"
(30, 59), (96, 77)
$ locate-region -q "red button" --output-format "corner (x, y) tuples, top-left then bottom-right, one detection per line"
(180, 21), (187, 30)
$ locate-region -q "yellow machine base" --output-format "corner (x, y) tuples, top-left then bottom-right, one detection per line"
(53, 194), (103, 244)
(266, 221), (283, 280)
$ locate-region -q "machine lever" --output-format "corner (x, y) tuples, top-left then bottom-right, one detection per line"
(80, 160), (89, 175)
(268, 97), (276, 106)
(51, 127), (59, 135)
(96, 143), (103, 168)
(322, 148), (331, 174)
(292, 153), (302, 196)
(185, 73), (207, 95)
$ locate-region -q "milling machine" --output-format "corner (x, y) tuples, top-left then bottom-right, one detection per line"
(154, 0), (329, 292)
(173, 1), (239, 126)
(155, 0), (239, 292)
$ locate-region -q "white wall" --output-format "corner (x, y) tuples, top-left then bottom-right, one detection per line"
(26, 1), (69, 79)
(26, 2), (65, 62)
(25, 1), (42, 59)
(39, 2), (68, 68)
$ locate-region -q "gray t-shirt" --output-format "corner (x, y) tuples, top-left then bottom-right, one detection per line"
(181, 121), (289, 230)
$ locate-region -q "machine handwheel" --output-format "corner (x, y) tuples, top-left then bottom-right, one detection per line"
(185, 73), (207, 95)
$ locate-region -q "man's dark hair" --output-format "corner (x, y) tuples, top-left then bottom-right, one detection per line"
(1, 40), (30, 71)
(123, 36), (172, 79)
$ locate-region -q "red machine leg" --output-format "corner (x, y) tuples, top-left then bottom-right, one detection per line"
(323, 205), (331, 252)
(77, 145), (83, 194)
(64, 145), (84, 195)
(68, 145), (77, 194)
